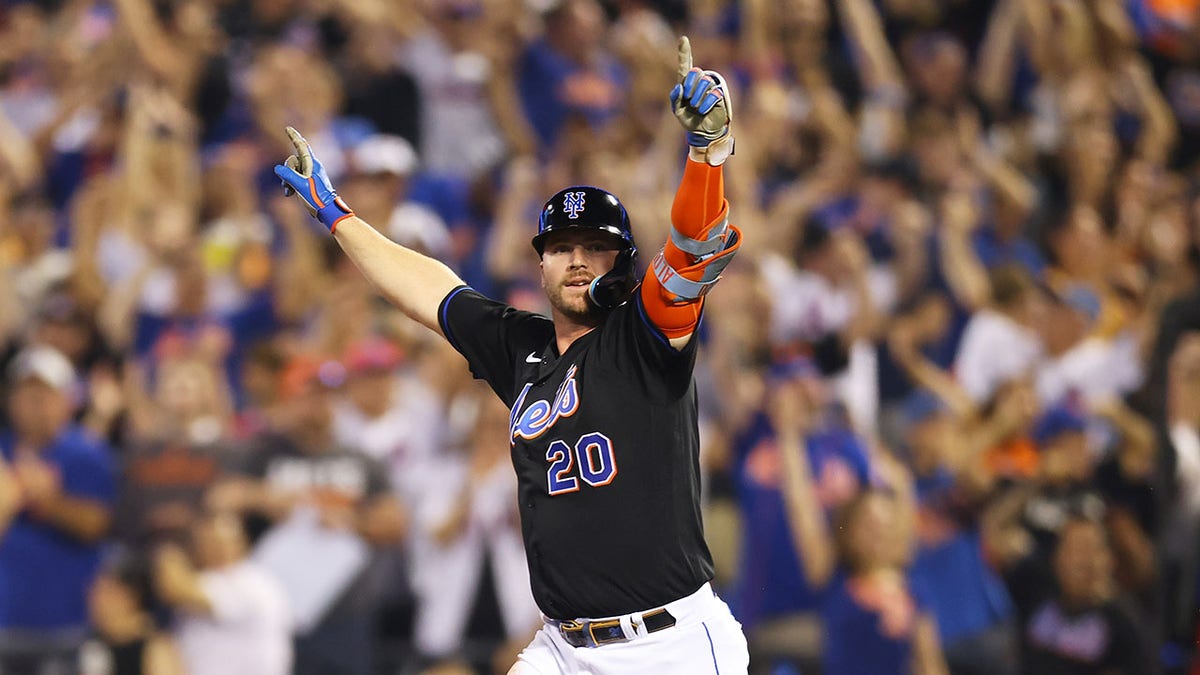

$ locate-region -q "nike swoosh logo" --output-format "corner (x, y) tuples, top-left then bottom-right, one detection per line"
(526, 353), (541, 363)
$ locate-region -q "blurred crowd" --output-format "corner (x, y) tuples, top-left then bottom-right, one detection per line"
(0, 0), (1199, 673)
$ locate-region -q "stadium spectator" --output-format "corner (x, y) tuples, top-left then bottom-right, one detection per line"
(111, 353), (233, 548)
(410, 385), (540, 670)
(773, 364), (948, 675)
(900, 390), (1019, 675)
(0, 346), (117, 673)
(340, 135), (453, 262)
(1019, 516), (1152, 675)
(516, 0), (628, 150)
(84, 548), (184, 675)
(208, 355), (406, 675)
(728, 357), (871, 670)
(0, 0), (1199, 671)
(153, 508), (291, 675)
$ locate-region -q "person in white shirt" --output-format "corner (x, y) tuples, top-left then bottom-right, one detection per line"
(954, 265), (1043, 404)
(758, 222), (883, 438)
(331, 336), (444, 505)
(411, 385), (541, 665)
(153, 509), (292, 675)
(1035, 284), (1140, 407)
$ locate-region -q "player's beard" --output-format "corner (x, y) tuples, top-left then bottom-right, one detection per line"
(546, 280), (602, 325)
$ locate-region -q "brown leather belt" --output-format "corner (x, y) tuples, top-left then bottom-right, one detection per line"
(556, 608), (677, 648)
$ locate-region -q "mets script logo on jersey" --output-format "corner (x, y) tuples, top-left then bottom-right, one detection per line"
(563, 191), (586, 219)
(510, 365), (580, 443)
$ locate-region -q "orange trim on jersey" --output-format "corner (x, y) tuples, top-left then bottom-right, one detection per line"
(641, 159), (731, 338)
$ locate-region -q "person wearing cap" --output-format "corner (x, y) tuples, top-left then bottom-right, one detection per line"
(332, 337), (442, 505)
(898, 389), (1019, 675)
(207, 354), (406, 675)
(1015, 405), (1110, 553)
(340, 134), (453, 260)
(0, 345), (117, 673)
(984, 402), (1157, 627)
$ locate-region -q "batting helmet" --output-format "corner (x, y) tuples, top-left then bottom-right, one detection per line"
(531, 186), (636, 255)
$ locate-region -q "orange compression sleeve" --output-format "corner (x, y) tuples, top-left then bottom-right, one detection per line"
(640, 158), (731, 339)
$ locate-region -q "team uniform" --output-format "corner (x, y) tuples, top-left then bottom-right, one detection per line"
(440, 288), (709, 618)
(437, 180), (748, 672)
(273, 35), (748, 674)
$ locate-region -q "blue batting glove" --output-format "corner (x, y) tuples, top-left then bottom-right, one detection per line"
(273, 126), (354, 232)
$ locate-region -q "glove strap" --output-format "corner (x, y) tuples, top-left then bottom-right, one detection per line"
(688, 135), (735, 167)
(317, 196), (355, 233)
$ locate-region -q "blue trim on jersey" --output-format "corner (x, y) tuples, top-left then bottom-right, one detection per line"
(438, 285), (472, 352)
(703, 622), (719, 673)
(634, 291), (705, 351)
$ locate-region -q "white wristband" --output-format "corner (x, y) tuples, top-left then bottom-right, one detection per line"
(688, 135), (735, 166)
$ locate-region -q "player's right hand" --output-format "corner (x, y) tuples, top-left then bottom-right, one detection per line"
(670, 36), (734, 165)
(274, 127), (355, 232)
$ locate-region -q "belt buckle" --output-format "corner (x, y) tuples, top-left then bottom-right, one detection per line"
(559, 619), (583, 638)
(587, 618), (625, 647)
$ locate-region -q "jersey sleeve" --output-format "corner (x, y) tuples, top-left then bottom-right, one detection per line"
(592, 292), (701, 400)
(438, 286), (555, 406)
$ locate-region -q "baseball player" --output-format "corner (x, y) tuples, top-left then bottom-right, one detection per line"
(274, 37), (749, 674)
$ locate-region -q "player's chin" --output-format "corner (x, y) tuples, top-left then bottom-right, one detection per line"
(551, 288), (599, 322)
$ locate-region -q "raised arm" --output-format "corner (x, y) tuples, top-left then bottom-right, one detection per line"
(0, 455), (22, 539)
(772, 379), (837, 589)
(975, 0), (1022, 113)
(839, 0), (909, 160)
(274, 128), (465, 336)
(640, 37), (743, 349)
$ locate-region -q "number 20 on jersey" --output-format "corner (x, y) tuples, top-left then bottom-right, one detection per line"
(546, 432), (617, 495)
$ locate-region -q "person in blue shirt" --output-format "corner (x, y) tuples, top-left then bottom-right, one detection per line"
(730, 358), (872, 625)
(772, 367), (949, 675)
(515, 0), (628, 150)
(0, 345), (118, 674)
(901, 390), (1018, 675)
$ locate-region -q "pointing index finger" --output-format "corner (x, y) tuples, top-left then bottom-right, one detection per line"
(677, 36), (692, 82)
(284, 126), (313, 177)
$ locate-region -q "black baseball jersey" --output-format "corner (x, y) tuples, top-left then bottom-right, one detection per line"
(438, 286), (714, 619)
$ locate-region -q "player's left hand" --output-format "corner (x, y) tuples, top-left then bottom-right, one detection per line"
(670, 36), (734, 165)
(273, 127), (355, 232)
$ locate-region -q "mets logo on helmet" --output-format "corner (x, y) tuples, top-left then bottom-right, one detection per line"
(563, 191), (586, 219)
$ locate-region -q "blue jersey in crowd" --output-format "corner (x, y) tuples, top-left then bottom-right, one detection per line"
(910, 469), (1014, 646)
(730, 413), (871, 628)
(0, 426), (116, 631)
(822, 570), (934, 675)
(516, 40), (628, 149)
